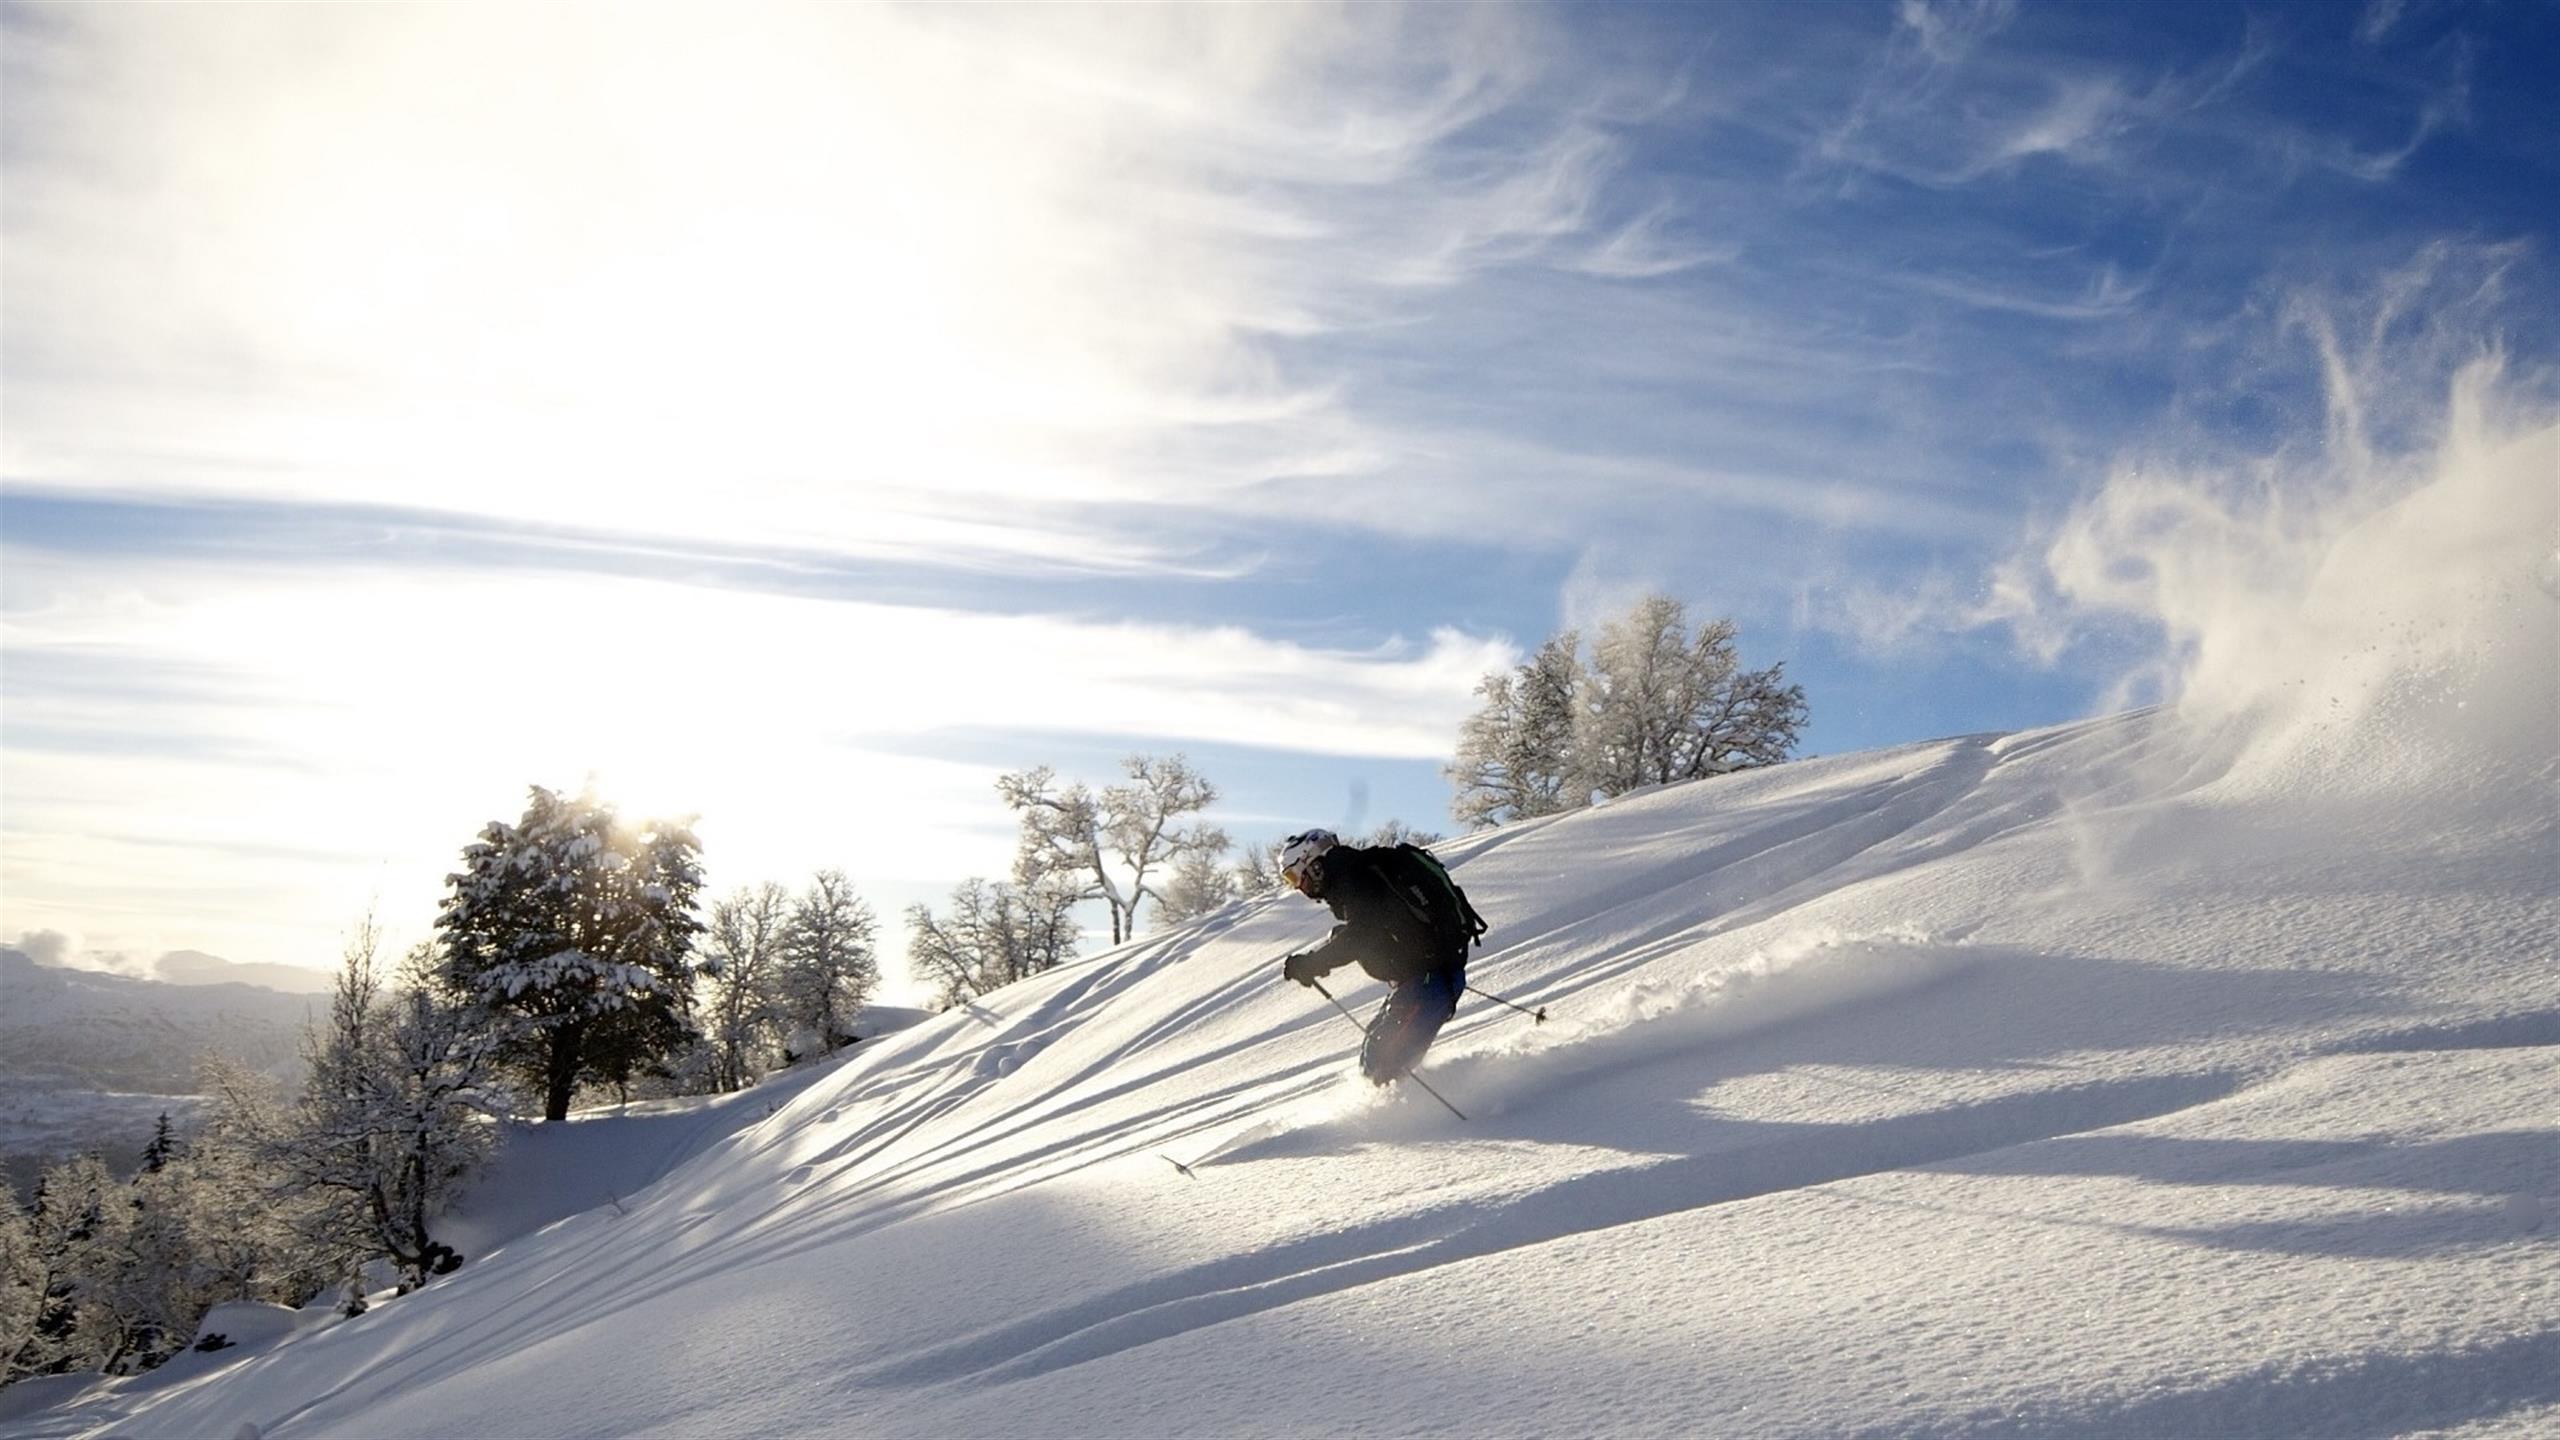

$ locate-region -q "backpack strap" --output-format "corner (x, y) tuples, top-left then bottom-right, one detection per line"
(1388, 844), (1489, 951)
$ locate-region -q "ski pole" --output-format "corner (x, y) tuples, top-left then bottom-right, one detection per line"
(1308, 978), (1467, 1122)
(1305, 976), (1369, 1037)
(1469, 984), (1547, 1024)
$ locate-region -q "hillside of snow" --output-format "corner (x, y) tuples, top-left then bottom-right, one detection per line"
(9, 425), (2556, 1439)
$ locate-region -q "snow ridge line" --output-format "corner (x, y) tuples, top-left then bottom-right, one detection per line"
(2323, 1010), (2560, 1056)
(856, 1069), (2253, 1392)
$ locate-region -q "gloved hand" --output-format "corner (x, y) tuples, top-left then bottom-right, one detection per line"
(1282, 952), (1322, 987)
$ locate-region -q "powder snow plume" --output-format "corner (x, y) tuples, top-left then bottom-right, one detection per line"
(1991, 246), (2558, 808)
(2150, 374), (2556, 803)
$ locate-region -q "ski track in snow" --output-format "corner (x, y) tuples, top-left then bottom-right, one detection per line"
(863, 1072), (2257, 1390)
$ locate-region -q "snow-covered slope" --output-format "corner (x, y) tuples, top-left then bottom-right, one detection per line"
(13, 428), (2555, 1439)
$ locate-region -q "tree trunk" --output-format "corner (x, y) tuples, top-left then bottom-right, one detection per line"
(543, 1019), (585, 1122)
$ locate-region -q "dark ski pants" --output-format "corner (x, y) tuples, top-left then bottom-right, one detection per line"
(1361, 969), (1464, 1084)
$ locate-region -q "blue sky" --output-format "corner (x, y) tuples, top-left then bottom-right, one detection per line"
(4, 0), (2554, 990)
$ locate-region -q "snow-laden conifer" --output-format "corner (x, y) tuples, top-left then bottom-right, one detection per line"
(434, 786), (704, 1121)
(0, 1192), (40, 1383)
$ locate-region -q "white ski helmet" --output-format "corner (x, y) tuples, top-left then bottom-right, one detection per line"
(1278, 828), (1339, 892)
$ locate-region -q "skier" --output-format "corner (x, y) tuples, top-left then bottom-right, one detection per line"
(1276, 828), (1474, 1084)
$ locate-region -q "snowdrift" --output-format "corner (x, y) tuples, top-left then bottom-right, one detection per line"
(13, 428), (2554, 1440)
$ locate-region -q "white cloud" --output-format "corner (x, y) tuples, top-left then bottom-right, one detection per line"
(1895, 0), (2020, 66)
(1572, 203), (1739, 280)
(2356, 0), (2409, 47)
(9, 929), (74, 966)
(0, 553), (1513, 970)
(1895, 261), (2149, 321)
(1988, 78), (2126, 169)
(0, 4), (1624, 565)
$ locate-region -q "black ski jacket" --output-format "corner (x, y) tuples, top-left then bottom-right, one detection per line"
(1297, 846), (1465, 987)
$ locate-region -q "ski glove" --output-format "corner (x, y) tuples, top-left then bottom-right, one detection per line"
(1282, 952), (1323, 987)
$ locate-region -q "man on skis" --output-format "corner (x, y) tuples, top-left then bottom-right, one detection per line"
(1276, 828), (1478, 1085)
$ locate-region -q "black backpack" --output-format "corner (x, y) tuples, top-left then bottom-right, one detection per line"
(1371, 843), (1490, 956)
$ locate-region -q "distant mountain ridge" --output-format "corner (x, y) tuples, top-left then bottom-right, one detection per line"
(151, 948), (336, 994)
(0, 948), (314, 1092)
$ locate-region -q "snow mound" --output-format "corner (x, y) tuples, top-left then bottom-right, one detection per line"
(1440, 926), (1979, 1101)
(1213, 927), (1982, 1160)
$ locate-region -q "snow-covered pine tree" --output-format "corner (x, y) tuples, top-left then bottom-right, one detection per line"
(776, 870), (878, 1058)
(140, 1115), (177, 1175)
(109, 1153), (206, 1372)
(10, 1155), (129, 1377)
(0, 1192), (40, 1385)
(435, 785), (705, 1121)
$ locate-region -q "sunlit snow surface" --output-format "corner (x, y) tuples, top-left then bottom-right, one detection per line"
(10, 429), (2555, 1439)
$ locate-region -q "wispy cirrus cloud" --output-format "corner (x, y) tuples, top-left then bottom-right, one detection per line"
(1570, 201), (1739, 280)
(1, 2), (1682, 571)
(2357, 0), (2411, 48)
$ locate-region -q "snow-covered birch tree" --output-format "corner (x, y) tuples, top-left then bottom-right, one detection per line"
(904, 876), (1080, 1006)
(1576, 597), (1807, 794)
(1150, 848), (1242, 925)
(776, 870), (878, 1058)
(1576, 594), (1696, 797)
(996, 765), (1115, 930)
(999, 755), (1227, 945)
(1105, 755), (1227, 942)
(1449, 595), (1806, 825)
(207, 922), (504, 1299)
(1234, 839), (1286, 898)
(697, 882), (791, 1090)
